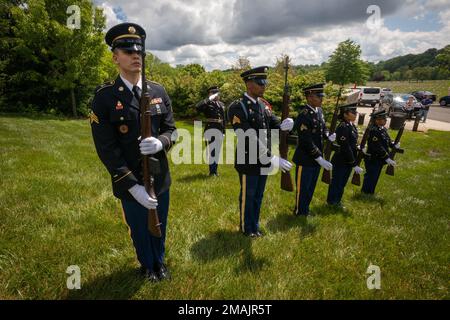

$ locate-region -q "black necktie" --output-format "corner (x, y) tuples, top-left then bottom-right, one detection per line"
(132, 85), (141, 101)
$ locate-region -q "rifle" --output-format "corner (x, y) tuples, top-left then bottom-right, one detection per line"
(321, 87), (342, 184)
(280, 56), (293, 192)
(351, 105), (377, 186)
(139, 34), (162, 238)
(350, 117), (373, 186)
(386, 122), (405, 176)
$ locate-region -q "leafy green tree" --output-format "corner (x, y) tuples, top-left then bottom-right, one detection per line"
(436, 45), (450, 77)
(325, 39), (369, 88)
(180, 63), (205, 77)
(45, 0), (106, 116)
(232, 56), (251, 71)
(3, 0), (106, 116)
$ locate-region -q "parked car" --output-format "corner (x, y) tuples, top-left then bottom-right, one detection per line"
(385, 93), (423, 119)
(355, 86), (381, 107)
(439, 96), (450, 107)
(411, 91), (437, 102)
(380, 88), (392, 98)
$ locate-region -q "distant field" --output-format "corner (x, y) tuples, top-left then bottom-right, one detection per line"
(0, 115), (449, 299)
(366, 80), (450, 99)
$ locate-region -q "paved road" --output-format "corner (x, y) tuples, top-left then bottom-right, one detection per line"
(428, 104), (450, 123)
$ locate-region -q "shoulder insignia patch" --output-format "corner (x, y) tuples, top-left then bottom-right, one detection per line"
(89, 111), (99, 124)
(96, 81), (114, 93)
(232, 115), (241, 125)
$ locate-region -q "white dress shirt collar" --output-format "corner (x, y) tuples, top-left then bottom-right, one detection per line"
(244, 92), (259, 104)
(120, 74), (142, 93)
(306, 104), (318, 113)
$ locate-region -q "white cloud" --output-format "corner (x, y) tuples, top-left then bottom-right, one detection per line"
(98, 2), (122, 30)
(96, 0), (450, 70)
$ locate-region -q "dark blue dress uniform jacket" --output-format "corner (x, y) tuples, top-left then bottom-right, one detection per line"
(196, 98), (226, 133)
(331, 121), (358, 167)
(293, 105), (329, 167)
(90, 76), (176, 201)
(366, 125), (394, 164)
(228, 94), (280, 175)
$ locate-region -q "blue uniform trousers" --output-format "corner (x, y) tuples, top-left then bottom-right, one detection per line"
(206, 135), (223, 175)
(294, 165), (321, 216)
(327, 165), (353, 205)
(238, 174), (268, 234)
(121, 190), (170, 271)
(362, 160), (384, 194)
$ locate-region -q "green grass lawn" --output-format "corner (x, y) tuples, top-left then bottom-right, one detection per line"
(366, 80), (450, 99)
(0, 114), (449, 300)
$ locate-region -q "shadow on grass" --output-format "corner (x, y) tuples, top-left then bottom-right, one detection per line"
(266, 214), (316, 239)
(177, 172), (209, 183)
(67, 267), (144, 300)
(190, 230), (269, 274)
(312, 204), (352, 218)
(352, 192), (386, 205)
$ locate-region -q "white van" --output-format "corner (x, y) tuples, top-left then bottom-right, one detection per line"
(355, 86), (381, 107)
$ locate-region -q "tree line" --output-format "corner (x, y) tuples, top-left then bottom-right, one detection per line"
(2, 1), (447, 119)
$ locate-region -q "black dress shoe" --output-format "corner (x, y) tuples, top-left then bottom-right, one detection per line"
(243, 232), (257, 238)
(137, 265), (147, 276)
(294, 210), (309, 217)
(145, 270), (160, 283)
(156, 264), (171, 281)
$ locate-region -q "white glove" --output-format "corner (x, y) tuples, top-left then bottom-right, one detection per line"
(385, 158), (396, 166)
(209, 93), (219, 101)
(270, 155), (293, 173)
(128, 184), (158, 209)
(315, 156), (333, 171)
(394, 142), (401, 149)
(280, 118), (294, 132)
(328, 133), (336, 142)
(353, 166), (364, 174)
(139, 137), (163, 155)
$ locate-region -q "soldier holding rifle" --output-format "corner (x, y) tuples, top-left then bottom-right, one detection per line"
(326, 102), (363, 208)
(361, 110), (401, 195)
(228, 67), (294, 238)
(292, 83), (336, 216)
(90, 23), (176, 282)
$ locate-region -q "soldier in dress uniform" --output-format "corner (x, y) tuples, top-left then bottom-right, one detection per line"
(227, 66), (294, 237)
(89, 23), (176, 282)
(292, 83), (336, 216)
(326, 103), (364, 208)
(196, 86), (226, 176)
(361, 110), (400, 194)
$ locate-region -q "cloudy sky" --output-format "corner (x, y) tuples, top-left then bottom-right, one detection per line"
(95, 0), (450, 70)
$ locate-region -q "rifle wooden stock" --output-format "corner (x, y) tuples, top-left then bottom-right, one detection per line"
(321, 88), (342, 184)
(280, 57), (293, 192)
(350, 107), (376, 186)
(385, 122), (405, 177)
(140, 39), (162, 238)
(351, 152), (365, 186)
(385, 164), (394, 176)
